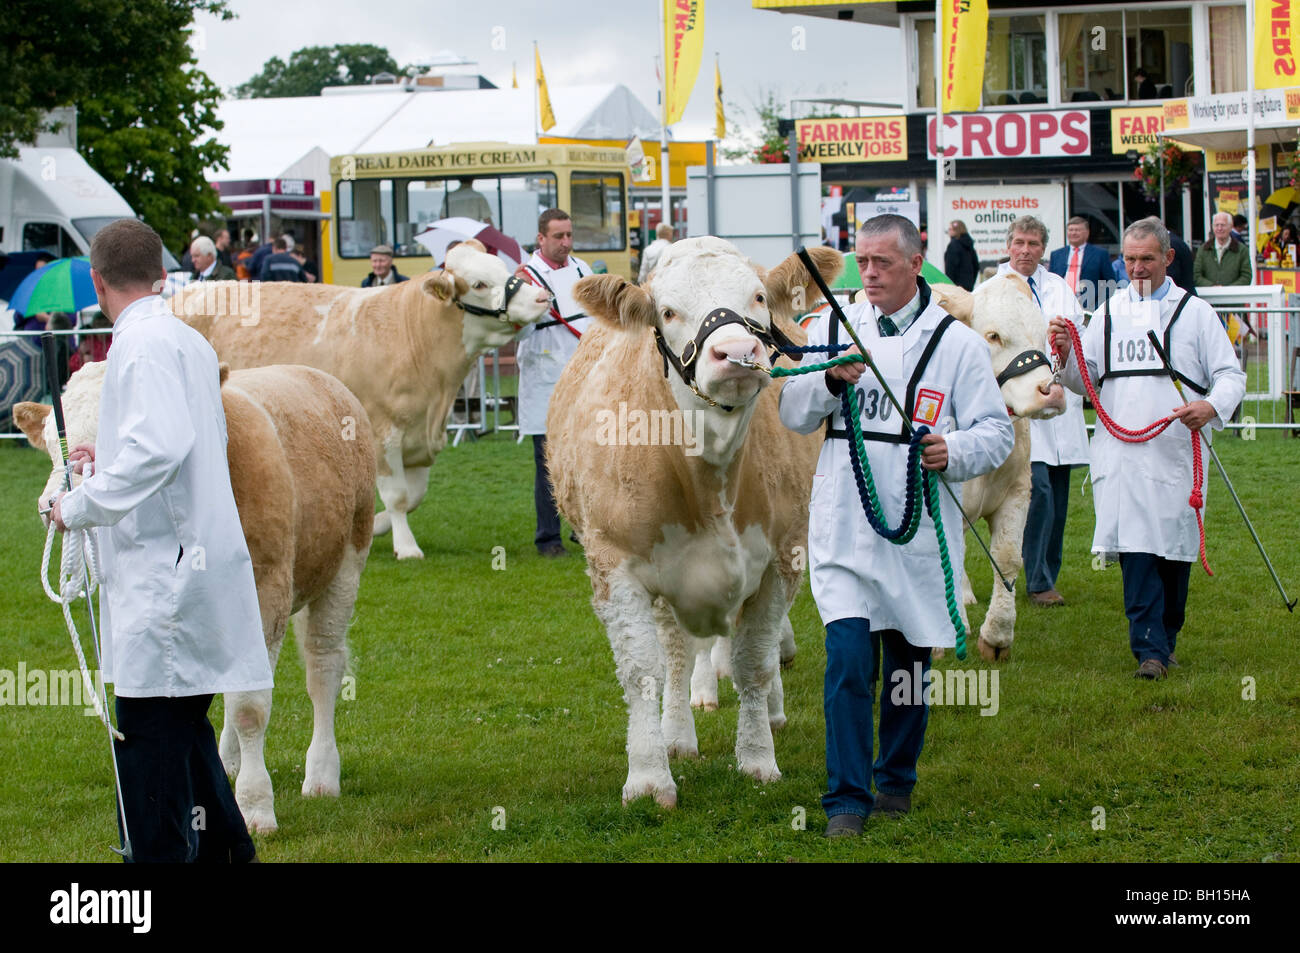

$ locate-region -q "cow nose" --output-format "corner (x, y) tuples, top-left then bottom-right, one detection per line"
(535, 289), (550, 304)
(710, 336), (765, 366)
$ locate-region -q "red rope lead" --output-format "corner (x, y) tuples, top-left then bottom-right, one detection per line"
(1055, 320), (1212, 575)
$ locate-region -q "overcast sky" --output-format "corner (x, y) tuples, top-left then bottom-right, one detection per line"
(192, 0), (906, 141)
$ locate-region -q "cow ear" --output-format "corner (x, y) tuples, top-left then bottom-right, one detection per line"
(763, 246), (843, 318)
(12, 402), (51, 450)
(930, 284), (974, 325)
(421, 270), (467, 302)
(573, 275), (655, 329)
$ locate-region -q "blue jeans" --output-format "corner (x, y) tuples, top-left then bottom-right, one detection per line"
(1022, 462), (1073, 593)
(1119, 552), (1190, 665)
(823, 619), (931, 819)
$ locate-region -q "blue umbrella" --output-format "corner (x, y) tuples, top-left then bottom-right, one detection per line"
(8, 257), (97, 316)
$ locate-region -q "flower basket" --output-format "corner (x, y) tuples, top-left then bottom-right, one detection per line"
(1132, 142), (1199, 199)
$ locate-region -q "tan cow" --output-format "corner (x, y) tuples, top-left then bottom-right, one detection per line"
(547, 238), (841, 807)
(930, 274), (1066, 659)
(16, 361), (375, 833)
(171, 241), (552, 559)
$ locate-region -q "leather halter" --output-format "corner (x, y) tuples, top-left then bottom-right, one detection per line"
(995, 348), (1051, 388)
(457, 274), (527, 320)
(652, 307), (797, 410)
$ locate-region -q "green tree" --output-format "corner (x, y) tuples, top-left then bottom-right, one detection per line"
(0, 0), (231, 253)
(235, 45), (400, 98)
(720, 89), (839, 164)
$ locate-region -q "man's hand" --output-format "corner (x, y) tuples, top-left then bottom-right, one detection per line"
(920, 433), (948, 471)
(1048, 316), (1072, 356)
(1171, 399), (1217, 432)
(68, 443), (94, 475)
(46, 493), (67, 532)
(827, 344), (867, 385)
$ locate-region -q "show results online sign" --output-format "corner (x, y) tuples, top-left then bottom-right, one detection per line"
(930, 183), (1067, 263)
(795, 117), (907, 163)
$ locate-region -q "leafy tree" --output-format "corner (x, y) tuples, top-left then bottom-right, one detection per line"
(720, 89), (838, 164)
(235, 45), (400, 98)
(0, 0), (232, 253)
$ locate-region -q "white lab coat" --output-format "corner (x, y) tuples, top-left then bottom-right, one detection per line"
(997, 262), (1090, 466)
(59, 296), (272, 698)
(779, 288), (1016, 647)
(516, 252), (592, 435)
(638, 238), (671, 283)
(1058, 280), (1246, 561)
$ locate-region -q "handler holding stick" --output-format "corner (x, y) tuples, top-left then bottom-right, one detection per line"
(49, 219), (271, 862)
(1049, 217), (1245, 680)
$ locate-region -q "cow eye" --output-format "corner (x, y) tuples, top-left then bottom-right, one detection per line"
(755, 292), (766, 305)
(985, 331), (1001, 345)
(662, 308), (676, 322)
(473, 281), (488, 290)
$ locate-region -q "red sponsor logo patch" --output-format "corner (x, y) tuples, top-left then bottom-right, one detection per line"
(914, 388), (945, 426)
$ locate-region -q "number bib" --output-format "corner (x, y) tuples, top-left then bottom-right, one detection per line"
(1108, 299), (1164, 374)
(855, 337), (904, 437)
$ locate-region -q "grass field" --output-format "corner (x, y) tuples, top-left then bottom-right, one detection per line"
(0, 427), (1297, 862)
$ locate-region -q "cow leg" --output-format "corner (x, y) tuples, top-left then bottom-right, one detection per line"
(979, 506), (1026, 661)
(299, 542), (366, 798)
(656, 599), (700, 758)
(689, 636), (719, 711)
(765, 640), (787, 731)
(593, 567), (676, 808)
(731, 572), (784, 783)
(962, 570), (977, 606)
(778, 614), (796, 669)
(712, 635), (733, 681)
(376, 443), (424, 560)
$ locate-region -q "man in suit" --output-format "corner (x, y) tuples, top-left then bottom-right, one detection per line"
(189, 236), (236, 281)
(1049, 216), (1111, 310)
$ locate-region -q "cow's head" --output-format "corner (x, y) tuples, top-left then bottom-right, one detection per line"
(574, 237), (841, 414)
(14, 360), (108, 522)
(419, 239), (551, 353)
(932, 275), (1065, 419)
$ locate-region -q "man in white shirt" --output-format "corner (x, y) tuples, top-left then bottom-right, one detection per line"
(999, 216), (1090, 607)
(51, 218), (272, 862)
(637, 222), (674, 283)
(1050, 217), (1246, 680)
(516, 208), (592, 557)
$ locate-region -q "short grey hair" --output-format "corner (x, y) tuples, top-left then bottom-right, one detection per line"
(857, 214), (922, 258)
(1006, 215), (1048, 247)
(1212, 211), (1233, 226)
(1124, 215), (1171, 256)
(190, 235), (216, 258)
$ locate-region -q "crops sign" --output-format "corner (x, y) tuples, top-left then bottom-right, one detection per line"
(926, 110), (1091, 159)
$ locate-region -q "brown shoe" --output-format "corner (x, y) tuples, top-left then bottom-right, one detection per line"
(1135, 658), (1167, 680)
(872, 793), (911, 817)
(825, 814), (864, 838)
(1029, 589), (1066, 607)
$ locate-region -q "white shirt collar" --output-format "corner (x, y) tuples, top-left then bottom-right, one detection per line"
(111, 295), (167, 338)
(200, 260), (217, 278)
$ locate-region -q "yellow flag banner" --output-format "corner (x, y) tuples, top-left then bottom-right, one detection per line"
(664, 0), (705, 126)
(714, 59), (726, 139)
(535, 46), (556, 132)
(941, 0), (989, 112)
(1258, 0), (1300, 88)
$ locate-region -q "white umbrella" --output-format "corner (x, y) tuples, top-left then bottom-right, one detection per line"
(414, 218), (525, 268)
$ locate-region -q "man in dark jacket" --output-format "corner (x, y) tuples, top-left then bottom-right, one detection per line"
(257, 237), (306, 282)
(943, 220), (979, 290)
(361, 244), (408, 287)
(190, 236), (236, 281)
(1194, 212), (1253, 287)
(1048, 216), (1112, 309)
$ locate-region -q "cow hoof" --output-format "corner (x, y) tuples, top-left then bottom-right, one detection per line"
(978, 637), (1010, 662)
(240, 805), (278, 834)
(768, 713), (787, 732)
(394, 544), (425, 560)
(738, 759), (781, 784)
(623, 775), (677, 809)
(302, 779), (341, 798)
(666, 741), (700, 759)
(691, 699), (719, 712)
(931, 647), (946, 660)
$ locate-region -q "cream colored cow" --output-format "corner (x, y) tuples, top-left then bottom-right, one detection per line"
(931, 274), (1066, 660)
(17, 361), (375, 832)
(547, 238), (841, 807)
(171, 241), (552, 559)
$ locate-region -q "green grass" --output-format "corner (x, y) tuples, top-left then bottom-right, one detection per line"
(1, 430), (1297, 862)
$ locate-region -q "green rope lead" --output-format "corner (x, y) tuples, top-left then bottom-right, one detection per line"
(773, 353), (968, 659)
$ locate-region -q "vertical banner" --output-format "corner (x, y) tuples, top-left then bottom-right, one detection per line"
(715, 57), (726, 139)
(1256, 0), (1300, 89)
(535, 45), (556, 132)
(664, 0), (705, 125)
(941, 0), (989, 112)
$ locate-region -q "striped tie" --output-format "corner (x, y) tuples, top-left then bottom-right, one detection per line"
(878, 313), (899, 337)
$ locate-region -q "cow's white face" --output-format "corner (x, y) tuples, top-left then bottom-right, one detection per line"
(647, 237), (771, 410)
(436, 243), (551, 353)
(15, 361), (106, 521)
(968, 275), (1065, 419)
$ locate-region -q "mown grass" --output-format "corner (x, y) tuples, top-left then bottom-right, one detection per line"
(0, 429), (1297, 862)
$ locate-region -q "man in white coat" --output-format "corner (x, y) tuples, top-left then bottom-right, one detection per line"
(50, 219), (272, 862)
(997, 216), (1091, 607)
(516, 208), (592, 557)
(1049, 217), (1245, 680)
(637, 222), (674, 284)
(780, 214), (1014, 836)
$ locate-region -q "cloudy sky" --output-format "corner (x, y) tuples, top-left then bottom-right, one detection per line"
(192, 0), (906, 141)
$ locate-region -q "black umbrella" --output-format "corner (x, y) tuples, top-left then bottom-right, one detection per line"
(0, 336), (45, 432)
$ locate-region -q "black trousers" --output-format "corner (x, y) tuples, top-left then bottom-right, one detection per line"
(1118, 552), (1191, 666)
(532, 434), (562, 549)
(113, 694), (256, 863)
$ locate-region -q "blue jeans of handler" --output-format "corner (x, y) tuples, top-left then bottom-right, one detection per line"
(1119, 552), (1190, 666)
(823, 618), (931, 819)
(1022, 462), (1073, 594)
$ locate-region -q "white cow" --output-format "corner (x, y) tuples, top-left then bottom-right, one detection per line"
(931, 274), (1066, 659)
(547, 238), (842, 807)
(17, 361), (376, 832)
(172, 241), (552, 559)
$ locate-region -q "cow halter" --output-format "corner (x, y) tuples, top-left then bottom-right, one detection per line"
(652, 306), (796, 411)
(994, 348), (1051, 388)
(457, 274), (527, 321)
